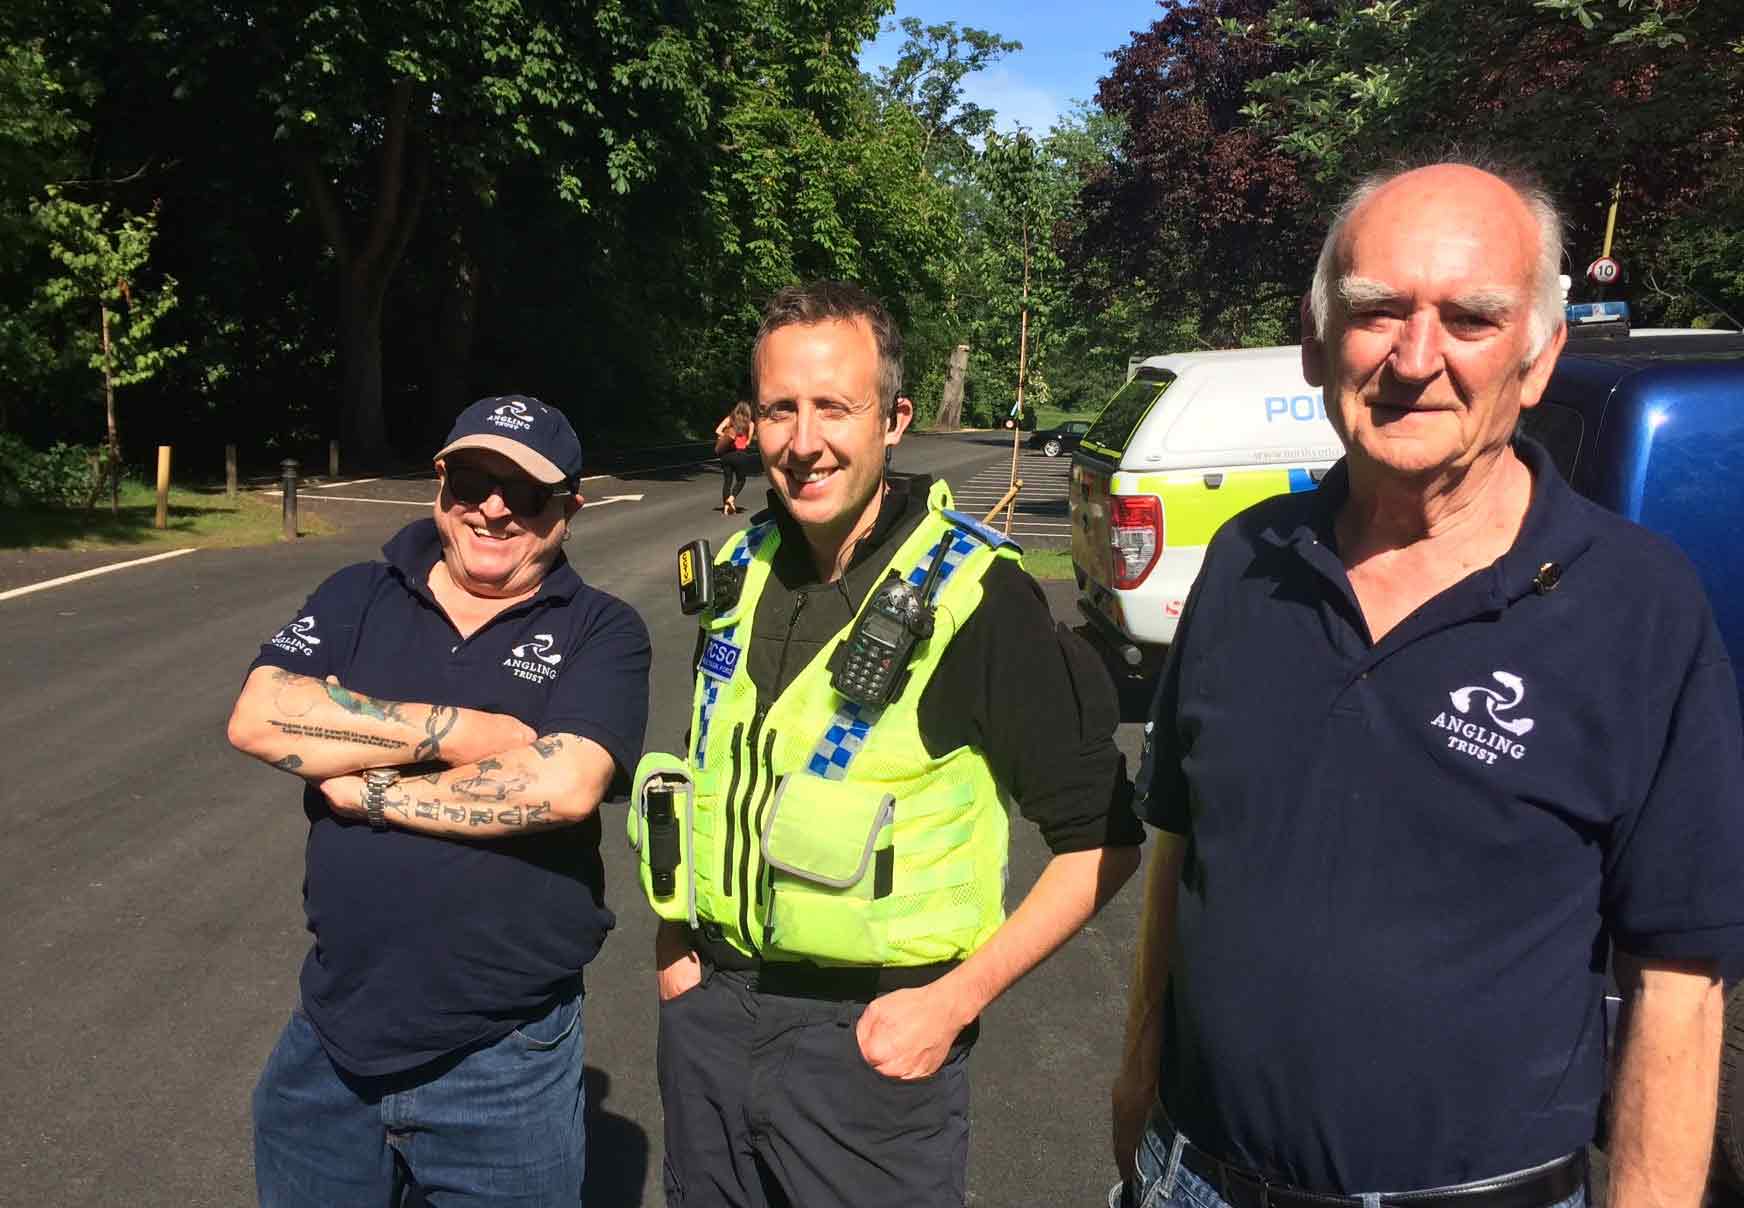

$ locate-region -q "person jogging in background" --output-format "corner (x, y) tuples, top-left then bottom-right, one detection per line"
(715, 400), (758, 515)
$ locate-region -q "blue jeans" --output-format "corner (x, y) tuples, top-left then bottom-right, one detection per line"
(1109, 1112), (1587, 1208)
(253, 995), (585, 1207)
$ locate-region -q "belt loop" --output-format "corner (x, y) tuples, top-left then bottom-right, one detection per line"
(1361, 1195), (1383, 1208)
(1257, 1175), (1270, 1208)
(1160, 1128), (1187, 1199)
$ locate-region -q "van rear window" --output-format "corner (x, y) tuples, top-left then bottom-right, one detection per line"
(1083, 377), (1170, 459)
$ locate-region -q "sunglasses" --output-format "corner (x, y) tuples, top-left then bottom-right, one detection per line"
(442, 463), (570, 517)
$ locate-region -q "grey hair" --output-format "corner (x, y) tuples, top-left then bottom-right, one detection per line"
(1307, 158), (1567, 369)
(751, 281), (904, 420)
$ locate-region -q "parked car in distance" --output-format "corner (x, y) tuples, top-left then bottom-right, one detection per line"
(1029, 420), (1090, 458)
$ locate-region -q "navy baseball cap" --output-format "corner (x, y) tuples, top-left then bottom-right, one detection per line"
(435, 395), (584, 487)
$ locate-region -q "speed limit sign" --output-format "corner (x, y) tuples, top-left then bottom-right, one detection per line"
(1586, 256), (1623, 286)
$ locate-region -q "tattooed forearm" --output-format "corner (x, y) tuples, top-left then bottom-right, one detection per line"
(268, 720), (403, 750)
(383, 791), (559, 833)
(413, 705), (459, 762)
(532, 735), (564, 759)
(270, 754), (305, 771)
(321, 682), (409, 725)
(448, 756), (531, 802)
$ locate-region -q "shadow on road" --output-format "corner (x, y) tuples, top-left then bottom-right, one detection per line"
(585, 1066), (652, 1205)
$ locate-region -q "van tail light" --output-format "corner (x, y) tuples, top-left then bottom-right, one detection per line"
(1110, 494), (1162, 588)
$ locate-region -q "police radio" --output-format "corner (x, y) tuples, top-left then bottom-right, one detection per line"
(827, 537), (952, 708)
(676, 539), (744, 616)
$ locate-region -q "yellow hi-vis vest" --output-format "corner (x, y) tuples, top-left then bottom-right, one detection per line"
(628, 481), (1019, 966)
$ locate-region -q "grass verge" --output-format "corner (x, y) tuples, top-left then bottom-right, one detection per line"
(1029, 405), (1097, 431)
(0, 482), (334, 551)
(1020, 549), (1075, 581)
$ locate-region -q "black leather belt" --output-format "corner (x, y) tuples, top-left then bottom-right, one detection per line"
(1154, 1104), (1585, 1208)
(689, 923), (958, 1002)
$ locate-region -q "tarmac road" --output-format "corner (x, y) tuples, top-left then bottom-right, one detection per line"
(0, 433), (1149, 1207)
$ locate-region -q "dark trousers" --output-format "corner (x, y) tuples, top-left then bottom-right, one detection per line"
(657, 968), (974, 1208)
(720, 450), (757, 503)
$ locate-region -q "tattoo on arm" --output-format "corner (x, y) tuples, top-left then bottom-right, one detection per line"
(449, 756), (531, 802)
(322, 682), (409, 725)
(269, 670), (321, 718)
(270, 754), (305, 771)
(532, 735), (563, 759)
(267, 720), (403, 750)
(413, 705), (459, 762)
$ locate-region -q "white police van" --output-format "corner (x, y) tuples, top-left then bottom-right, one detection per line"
(1070, 346), (1345, 662)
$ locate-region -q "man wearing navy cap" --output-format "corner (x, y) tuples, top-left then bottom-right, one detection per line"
(229, 395), (650, 1206)
(1112, 162), (1744, 1208)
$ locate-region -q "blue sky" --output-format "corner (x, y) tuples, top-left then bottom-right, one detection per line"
(857, 1), (1161, 135)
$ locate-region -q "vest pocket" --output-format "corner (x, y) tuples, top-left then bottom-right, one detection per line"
(760, 775), (988, 965)
(762, 774), (894, 888)
(629, 752), (697, 926)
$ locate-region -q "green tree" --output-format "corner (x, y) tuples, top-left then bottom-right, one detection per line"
(1240, 0), (1744, 284)
(156, 0), (765, 458)
(873, 17), (1022, 175)
(0, 31), (95, 431)
(32, 189), (183, 511)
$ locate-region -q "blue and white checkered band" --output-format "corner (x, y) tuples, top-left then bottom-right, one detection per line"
(693, 525), (772, 768)
(804, 521), (991, 780)
(733, 523), (773, 568)
(937, 507), (1020, 553)
(806, 698), (876, 780)
(694, 624), (735, 769)
(903, 529), (980, 592)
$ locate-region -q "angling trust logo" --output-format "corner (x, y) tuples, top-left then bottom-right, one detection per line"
(488, 398), (536, 432)
(1429, 670), (1533, 765)
(504, 633), (562, 684)
(270, 616), (321, 658)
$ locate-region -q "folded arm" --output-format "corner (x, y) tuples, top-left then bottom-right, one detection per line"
(318, 731), (617, 837)
(1606, 953), (1724, 1208)
(227, 666), (533, 778)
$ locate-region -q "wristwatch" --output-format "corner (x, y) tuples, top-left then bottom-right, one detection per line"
(363, 768), (400, 832)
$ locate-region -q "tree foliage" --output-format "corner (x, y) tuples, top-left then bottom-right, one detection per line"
(2, 0), (1738, 493)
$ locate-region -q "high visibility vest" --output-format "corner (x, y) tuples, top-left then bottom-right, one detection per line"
(628, 481), (1019, 966)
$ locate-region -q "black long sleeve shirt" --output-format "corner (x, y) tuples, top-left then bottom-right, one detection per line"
(692, 474), (1141, 853)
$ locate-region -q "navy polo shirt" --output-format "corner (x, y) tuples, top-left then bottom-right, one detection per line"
(1137, 437), (1744, 1192)
(250, 519), (650, 1076)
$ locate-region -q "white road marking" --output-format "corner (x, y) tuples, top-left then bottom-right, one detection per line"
(308, 476), (382, 489)
(0, 548), (198, 603)
(582, 494), (645, 509)
(261, 491), (427, 507)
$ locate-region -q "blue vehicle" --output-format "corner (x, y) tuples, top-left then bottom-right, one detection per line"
(1527, 329), (1744, 707)
(1525, 327), (1744, 1191)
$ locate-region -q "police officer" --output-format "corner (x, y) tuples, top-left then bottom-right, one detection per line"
(635, 281), (1142, 1208)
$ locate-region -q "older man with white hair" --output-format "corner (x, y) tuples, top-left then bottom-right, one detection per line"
(1108, 161), (1744, 1208)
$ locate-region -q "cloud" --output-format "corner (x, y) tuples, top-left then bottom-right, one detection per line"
(962, 66), (1065, 137)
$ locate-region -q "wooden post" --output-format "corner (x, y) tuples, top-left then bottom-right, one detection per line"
(1005, 219), (1031, 537)
(154, 446), (171, 529)
(935, 345), (969, 431)
(225, 444), (237, 500)
(329, 439), (340, 479)
(100, 301), (119, 516)
(281, 459), (300, 540)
